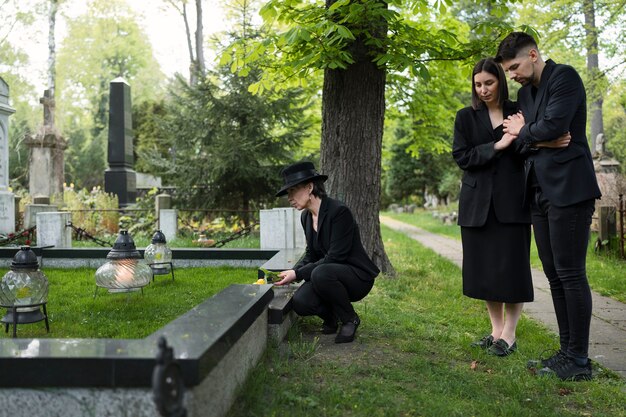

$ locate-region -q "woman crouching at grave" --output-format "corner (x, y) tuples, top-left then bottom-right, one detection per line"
(273, 162), (380, 343)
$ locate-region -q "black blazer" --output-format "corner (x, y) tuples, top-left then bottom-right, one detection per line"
(517, 60), (601, 207)
(453, 100), (530, 227)
(294, 197), (380, 282)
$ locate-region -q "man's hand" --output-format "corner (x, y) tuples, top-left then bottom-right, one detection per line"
(503, 112), (525, 136)
(274, 269), (297, 286)
(536, 132), (571, 149)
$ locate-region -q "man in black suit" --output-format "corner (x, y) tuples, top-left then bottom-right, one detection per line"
(496, 32), (601, 381)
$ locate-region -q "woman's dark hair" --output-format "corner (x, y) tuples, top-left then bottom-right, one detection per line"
(311, 179), (327, 199)
(495, 32), (538, 63)
(471, 58), (508, 110)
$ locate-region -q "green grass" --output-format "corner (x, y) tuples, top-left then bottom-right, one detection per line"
(227, 226), (626, 417)
(384, 210), (626, 303)
(0, 266), (257, 339)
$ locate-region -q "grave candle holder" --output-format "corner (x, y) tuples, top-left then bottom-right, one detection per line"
(94, 230), (152, 296)
(0, 246), (50, 337)
(144, 230), (174, 282)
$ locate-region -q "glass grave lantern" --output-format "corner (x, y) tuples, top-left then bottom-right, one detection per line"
(143, 230), (174, 281)
(94, 230), (152, 296)
(0, 246), (50, 337)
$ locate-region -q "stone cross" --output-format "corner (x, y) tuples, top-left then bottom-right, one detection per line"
(39, 89), (55, 128)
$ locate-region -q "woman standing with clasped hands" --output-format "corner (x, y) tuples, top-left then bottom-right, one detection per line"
(453, 58), (570, 356)
(452, 58), (533, 357)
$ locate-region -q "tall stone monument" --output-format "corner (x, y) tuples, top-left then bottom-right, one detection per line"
(104, 77), (136, 207)
(24, 89), (67, 203)
(0, 77), (16, 235)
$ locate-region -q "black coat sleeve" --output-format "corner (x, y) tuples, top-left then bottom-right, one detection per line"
(452, 110), (497, 171)
(294, 206), (356, 281)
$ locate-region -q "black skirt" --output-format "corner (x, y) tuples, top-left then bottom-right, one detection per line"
(461, 203), (533, 303)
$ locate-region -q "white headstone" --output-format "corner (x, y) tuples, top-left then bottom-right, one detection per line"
(159, 209), (177, 242)
(0, 77), (16, 234)
(0, 192), (15, 234)
(36, 211), (72, 248)
(24, 204), (59, 228)
(260, 208), (305, 249)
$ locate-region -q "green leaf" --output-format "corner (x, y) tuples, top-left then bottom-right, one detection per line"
(336, 25), (355, 40)
(219, 52), (232, 66)
(328, 0), (350, 12)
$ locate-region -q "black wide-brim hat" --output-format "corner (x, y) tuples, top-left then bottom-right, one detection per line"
(276, 162), (328, 197)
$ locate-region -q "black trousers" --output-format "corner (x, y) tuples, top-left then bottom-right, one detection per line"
(531, 187), (595, 359)
(292, 263), (374, 323)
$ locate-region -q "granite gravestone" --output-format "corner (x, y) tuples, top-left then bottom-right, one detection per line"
(24, 89), (67, 202)
(0, 77), (16, 235)
(104, 78), (137, 207)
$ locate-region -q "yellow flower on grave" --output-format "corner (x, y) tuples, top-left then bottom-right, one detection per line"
(254, 278), (266, 285)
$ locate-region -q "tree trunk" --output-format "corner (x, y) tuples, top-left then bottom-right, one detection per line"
(195, 0), (205, 75)
(320, 13), (394, 275)
(182, 2), (197, 85)
(584, 0), (603, 152)
(47, 0), (58, 99)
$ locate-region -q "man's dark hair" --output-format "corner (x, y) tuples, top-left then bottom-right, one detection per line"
(494, 32), (538, 63)
(471, 58), (508, 110)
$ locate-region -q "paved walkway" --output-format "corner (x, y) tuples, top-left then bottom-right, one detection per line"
(380, 216), (626, 379)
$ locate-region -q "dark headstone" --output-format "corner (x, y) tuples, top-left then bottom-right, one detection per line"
(104, 77), (137, 207)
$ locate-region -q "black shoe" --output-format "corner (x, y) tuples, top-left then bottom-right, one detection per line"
(335, 315), (360, 344)
(321, 320), (338, 335)
(471, 334), (494, 349)
(527, 349), (566, 370)
(537, 356), (593, 381)
(488, 339), (517, 357)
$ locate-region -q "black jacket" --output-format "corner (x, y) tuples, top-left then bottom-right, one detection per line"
(517, 60), (601, 207)
(453, 100), (530, 227)
(294, 197), (380, 282)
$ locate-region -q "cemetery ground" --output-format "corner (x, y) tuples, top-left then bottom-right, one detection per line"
(0, 266), (254, 339)
(228, 226), (626, 417)
(384, 210), (626, 304)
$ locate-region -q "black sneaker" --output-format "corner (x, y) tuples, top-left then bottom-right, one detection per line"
(527, 349), (566, 370)
(537, 356), (593, 381)
(471, 334), (494, 349)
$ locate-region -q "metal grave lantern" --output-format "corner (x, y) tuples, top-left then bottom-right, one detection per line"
(144, 230), (174, 281)
(94, 230), (152, 296)
(0, 246), (50, 337)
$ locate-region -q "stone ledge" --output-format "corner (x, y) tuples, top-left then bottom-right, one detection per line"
(0, 284), (274, 388)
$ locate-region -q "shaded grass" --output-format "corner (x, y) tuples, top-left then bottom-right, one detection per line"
(384, 210), (626, 303)
(228, 226), (626, 417)
(0, 266), (256, 339)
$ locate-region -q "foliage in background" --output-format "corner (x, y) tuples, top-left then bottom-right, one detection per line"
(62, 186), (119, 236)
(605, 80), (626, 171)
(56, 0), (165, 190)
(0, 0), (39, 191)
(138, 5), (317, 221)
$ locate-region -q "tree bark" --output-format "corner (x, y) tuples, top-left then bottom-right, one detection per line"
(47, 0), (58, 100)
(195, 0), (205, 75)
(584, 0), (603, 152)
(320, 1), (394, 275)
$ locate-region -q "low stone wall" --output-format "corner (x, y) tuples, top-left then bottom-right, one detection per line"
(0, 284), (273, 417)
(0, 248), (303, 417)
(0, 247), (278, 269)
